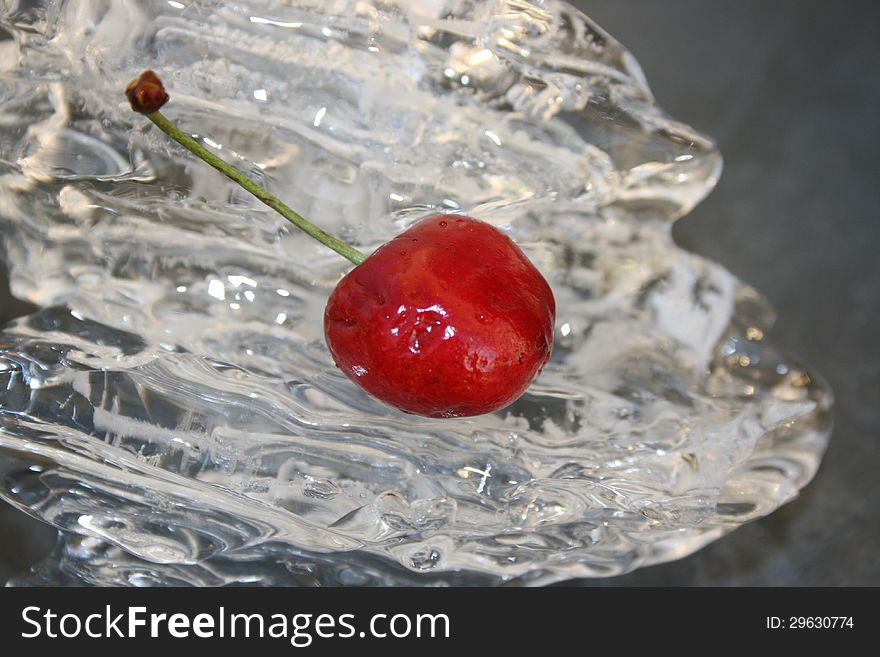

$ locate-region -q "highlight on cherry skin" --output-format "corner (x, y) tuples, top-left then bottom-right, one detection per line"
(325, 214), (556, 417)
(125, 71), (556, 418)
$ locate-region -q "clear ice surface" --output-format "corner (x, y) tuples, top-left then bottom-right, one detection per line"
(0, 0), (831, 585)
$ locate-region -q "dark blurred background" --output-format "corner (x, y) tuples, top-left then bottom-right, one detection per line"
(1, 0), (878, 585)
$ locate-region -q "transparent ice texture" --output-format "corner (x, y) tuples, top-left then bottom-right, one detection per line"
(0, 0), (831, 585)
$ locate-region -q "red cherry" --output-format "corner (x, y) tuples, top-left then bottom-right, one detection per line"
(324, 214), (555, 417)
(123, 74), (554, 418)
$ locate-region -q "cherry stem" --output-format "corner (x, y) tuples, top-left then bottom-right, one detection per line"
(144, 110), (367, 265)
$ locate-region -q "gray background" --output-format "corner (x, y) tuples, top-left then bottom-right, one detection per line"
(1, 0), (878, 585)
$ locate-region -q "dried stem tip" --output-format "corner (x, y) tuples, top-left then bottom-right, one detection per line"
(125, 70), (169, 114)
